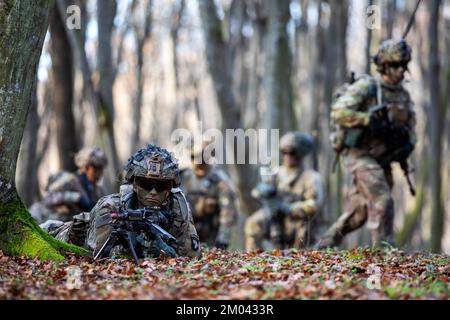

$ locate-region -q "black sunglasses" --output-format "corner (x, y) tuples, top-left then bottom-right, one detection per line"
(282, 150), (297, 156)
(134, 177), (173, 192)
(387, 61), (407, 69)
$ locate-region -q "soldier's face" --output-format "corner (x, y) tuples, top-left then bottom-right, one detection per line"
(133, 177), (172, 206)
(282, 150), (300, 168)
(383, 62), (406, 84)
(192, 162), (210, 177)
(84, 165), (104, 183)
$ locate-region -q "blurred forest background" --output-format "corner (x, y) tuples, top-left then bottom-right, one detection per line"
(15, 0), (450, 253)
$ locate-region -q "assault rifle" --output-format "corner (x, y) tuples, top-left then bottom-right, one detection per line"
(94, 207), (178, 265)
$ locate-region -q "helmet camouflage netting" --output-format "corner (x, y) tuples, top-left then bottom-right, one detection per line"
(373, 39), (412, 67)
(123, 144), (180, 186)
(74, 147), (108, 168)
(280, 132), (314, 157)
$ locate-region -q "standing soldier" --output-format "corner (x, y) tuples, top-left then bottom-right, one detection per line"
(317, 39), (416, 248)
(180, 144), (238, 249)
(44, 144), (201, 260)
(31, 147), (108, 223)
(245, 132), (324, 251)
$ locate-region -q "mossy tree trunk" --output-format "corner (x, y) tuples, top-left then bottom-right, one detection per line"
(0, 0), (86, 260)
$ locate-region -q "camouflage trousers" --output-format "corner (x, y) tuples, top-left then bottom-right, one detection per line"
(40, 212), (91, 247)
(244, 209), (313, 251)
(320, 152), (394, 247)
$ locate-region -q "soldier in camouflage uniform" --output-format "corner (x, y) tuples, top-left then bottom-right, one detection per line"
(30, 147), (108, 223)
(45, 144), (201, 259)
(180, 144), (238, 249)
(316, 39), (416, 248)
(245, 132), (324, 251)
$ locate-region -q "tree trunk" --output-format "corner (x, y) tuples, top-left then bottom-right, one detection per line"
(130, 0), (153, 152)
(16, 78), (39, 207)
(96, 0), (121, 190)
(244, 1), (266, 129)
(428, 0), (444, 253)
(0, 0), (85, 260)
(56, 0), (121, 192)
(198, 0), (259, 216)
(385, 0), (396, 39)
(49, 2), (78, 171)
(97, 0), (117, 120)
(264, 0), (295, 134)
(169, 0), (185, 131)
(396, 156), (428, 247)
(365, 0), (373, 75)
(310, 0), (324, 170)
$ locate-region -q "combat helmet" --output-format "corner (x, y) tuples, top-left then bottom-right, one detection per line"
(280, 132), (314, 157)
(373, 39), (412, 70)
(123, 144), (181, 186)
(74, 147), (108, 168)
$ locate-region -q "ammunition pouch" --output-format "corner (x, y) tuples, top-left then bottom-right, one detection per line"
(330, 125), (365, 153)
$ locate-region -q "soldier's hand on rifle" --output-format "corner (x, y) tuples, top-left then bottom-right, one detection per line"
(109, 212), (123, 225)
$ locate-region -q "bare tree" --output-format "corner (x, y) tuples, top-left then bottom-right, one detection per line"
(428, 0), (444, 253)
(365, 0), (374, 74)
(169, 0), (186, 130)
(50, 2), (78, 171)
(16, 79), (39, 206)
(198, 0), (259, 216)
(264, 0), (295, 133)
(130, 0), (153, 152)
(97, 0), (117, 120)
(56, 0), (121, 191)
(0, 0), (84, 260)
(385, 0), (397, 39)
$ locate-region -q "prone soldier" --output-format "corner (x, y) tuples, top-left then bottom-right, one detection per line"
(30, 147), (107, 223)
(44, 144), (201, 261)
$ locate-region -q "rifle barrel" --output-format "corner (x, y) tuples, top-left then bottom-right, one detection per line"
(402, 0), (422, 39)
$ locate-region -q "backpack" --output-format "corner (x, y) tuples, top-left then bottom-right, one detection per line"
(329, 73), (378, 164)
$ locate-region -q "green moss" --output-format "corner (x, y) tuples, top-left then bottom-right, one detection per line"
(0, 199), (87, 261)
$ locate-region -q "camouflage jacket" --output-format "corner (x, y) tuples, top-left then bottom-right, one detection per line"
(31, 171), (106, 223)
(85, 188), (201, 259)
(275, 165), (324, 221)
(331, 75), (416, 159)
(180, 167), (238, 245)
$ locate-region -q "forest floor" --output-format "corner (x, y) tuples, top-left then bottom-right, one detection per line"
(0, 247), (448, 300)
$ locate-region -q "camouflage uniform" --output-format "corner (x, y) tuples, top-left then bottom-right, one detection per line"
(180, 167), (238, 248)
(47, 145), (201, 259)
(31, 147), (107, 223)
(318, 39), (416, 247)
(245, 132), (325, 250)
